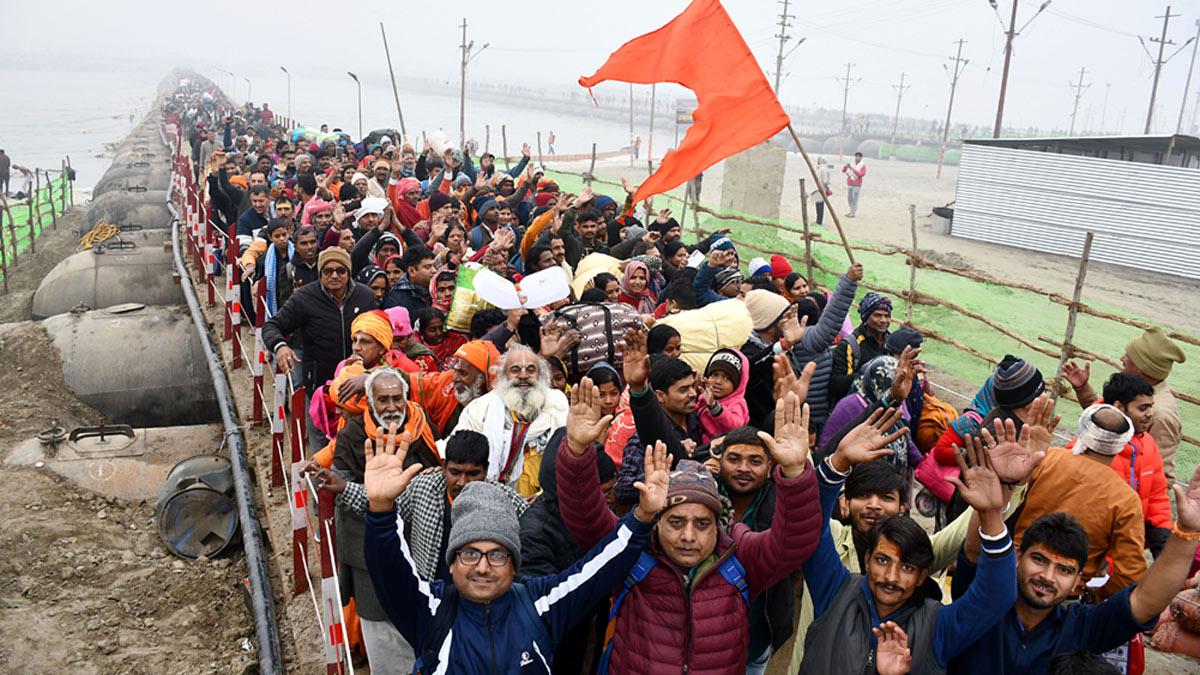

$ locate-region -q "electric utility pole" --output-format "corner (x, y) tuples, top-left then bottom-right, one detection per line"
(890, 73), (910, 159)
(1068, 68), (1090, 135)
(774, 0), (793, 93)
(1144, 6), (1180, 134)
(991, 0), (1052, 138)
(458, 18), (489, 148)
(1178, 20), (1200, 133)
(1100, 83), (1111, 133)
(937, 39), (968, 179)
(836, 63), (861, 160)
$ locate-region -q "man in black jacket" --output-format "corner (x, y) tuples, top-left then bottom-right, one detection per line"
(262, 246), (375, 394)
(382, 247), (434, 315)
(519, 430), (618, 674)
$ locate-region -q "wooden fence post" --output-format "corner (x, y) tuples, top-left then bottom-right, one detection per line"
(586, 143), (597, 186)
(799, 178), (814, 286)
(1052, 232), (1095, 397)
(4, 204), (16, 267)
(484, 124), (490, 155)
(537, 131), (544, 167)
(46, 170), (57, 230)
(907, 204), (917, 324)
(501, 125), (509, 170)
(0, 205), (7, 293)
(29, 171), (39, 254)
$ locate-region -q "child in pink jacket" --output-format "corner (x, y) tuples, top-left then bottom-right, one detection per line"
(698, 348), (750, 443)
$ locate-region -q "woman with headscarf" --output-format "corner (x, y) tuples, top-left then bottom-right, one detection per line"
(429, 269), (456, 314)
(356, 265), (389, 307)
(819, 355), (921, 472)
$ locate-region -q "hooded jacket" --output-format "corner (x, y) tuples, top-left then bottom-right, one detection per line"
(698, 349), (751, 443)
(557, 440), (823, 674)
(382, 273), (433, 316)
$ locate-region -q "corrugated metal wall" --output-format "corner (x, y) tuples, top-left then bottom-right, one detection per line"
(952, 144), (1200, 279)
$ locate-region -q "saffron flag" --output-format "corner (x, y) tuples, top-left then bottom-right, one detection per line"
(580, 0), (789, 203)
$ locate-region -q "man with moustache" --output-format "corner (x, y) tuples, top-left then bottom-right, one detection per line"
(330, 368), (440, 673)
(403, 339), (501, 437)
(448, 345), (569, 497)
(950, 457), (1200, 674)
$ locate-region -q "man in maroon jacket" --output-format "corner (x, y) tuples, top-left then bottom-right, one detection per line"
(555, 377), (825, 675)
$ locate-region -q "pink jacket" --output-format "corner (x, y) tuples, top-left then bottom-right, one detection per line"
(698, 350), (750, 443)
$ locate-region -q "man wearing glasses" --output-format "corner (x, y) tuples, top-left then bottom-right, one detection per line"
(263, 246), (377, 448)
(362, 392), (671, 674)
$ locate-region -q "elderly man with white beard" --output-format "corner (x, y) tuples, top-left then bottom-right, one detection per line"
(323, 367), (442, 673)
(448, 345), (569, 498)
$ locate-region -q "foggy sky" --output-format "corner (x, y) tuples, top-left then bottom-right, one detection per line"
(4, 0), (1200, 134)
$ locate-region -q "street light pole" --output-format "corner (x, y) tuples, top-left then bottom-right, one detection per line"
(348, 72), (362, 139)
(457, 18), (489, 149)
(279, 67), (291, 121)
(244, 78), (252, 104)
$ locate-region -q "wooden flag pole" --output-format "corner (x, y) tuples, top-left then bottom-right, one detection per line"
(785, 123), (855, 264)
(379, 22), (408, 141)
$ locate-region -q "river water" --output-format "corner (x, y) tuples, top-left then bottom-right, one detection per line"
(0, 67), (641, 191)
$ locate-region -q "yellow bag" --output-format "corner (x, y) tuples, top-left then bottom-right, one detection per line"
(658, 301), (753, 373)
(445, 263), (494, 332)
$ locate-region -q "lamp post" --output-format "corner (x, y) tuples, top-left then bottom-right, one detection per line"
(279, 66), (291, 121)
(244, 77), (252, 104)
(348, 71), (362, 139)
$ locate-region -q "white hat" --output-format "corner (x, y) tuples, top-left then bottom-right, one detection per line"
(355, 197), (388, 220)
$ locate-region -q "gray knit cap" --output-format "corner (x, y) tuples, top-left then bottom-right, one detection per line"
(445, 481), (522, 570)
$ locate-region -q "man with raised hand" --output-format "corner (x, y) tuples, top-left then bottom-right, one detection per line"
(800, 407), (1021, 673)
(557, 377), (824, 674)
(951, 439), (1200, 674)
(362, 416), (668, 673)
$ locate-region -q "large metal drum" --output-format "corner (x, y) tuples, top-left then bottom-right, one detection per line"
(156, 455), (238, 558)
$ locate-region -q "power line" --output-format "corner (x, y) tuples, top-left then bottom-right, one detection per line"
(1068, 67), (1090, 135)
(938, 39), (968, 179)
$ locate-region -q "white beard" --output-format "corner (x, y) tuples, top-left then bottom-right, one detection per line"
(454, 379), (484, 405)
(496, 378), (547, 421)
(370, 402), (407, 429)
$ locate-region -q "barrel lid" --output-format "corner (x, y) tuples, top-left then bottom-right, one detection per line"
(158, 485), (238, 558)
(105, 303), (146, 314)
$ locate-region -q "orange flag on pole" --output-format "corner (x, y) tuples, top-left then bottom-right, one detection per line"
(580, 0), (789, 204)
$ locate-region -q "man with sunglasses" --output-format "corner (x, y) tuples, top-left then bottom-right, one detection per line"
(363, 393), (671, 673)
(263, 246), (376, 397)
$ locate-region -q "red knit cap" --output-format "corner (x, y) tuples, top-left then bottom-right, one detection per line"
(770, 255), (793, 279)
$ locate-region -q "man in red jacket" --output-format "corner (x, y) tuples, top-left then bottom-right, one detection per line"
(555, 376), (826, 674)
(1104, 372), (1172, 557)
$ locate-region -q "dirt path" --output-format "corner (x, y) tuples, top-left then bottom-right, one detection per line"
(0, 464), (256, 674)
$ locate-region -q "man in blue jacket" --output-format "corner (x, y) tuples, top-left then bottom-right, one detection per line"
(362, 413), (670, 673)
(800, 409), (1021, 673)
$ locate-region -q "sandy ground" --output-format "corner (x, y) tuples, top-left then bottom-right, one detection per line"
(0, 207), (258, 674)
(580, 151), (1200, 334)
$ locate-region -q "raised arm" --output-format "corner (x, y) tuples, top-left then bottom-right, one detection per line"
(798, 263), (861, 352)
(361, 423), (439, 648)
(555, 376), (621, 550)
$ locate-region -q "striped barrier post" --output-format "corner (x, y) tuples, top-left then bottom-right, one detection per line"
(317, 489), (348, 675)
(251, 278), (266, 426)
(290, 463), (310, 596)
(271, 370), (287, 488)
(195, 199), (208, 288)
(289, 385), (308, 464)
(223, 225), (233, 341)
(228, 223), (243, 369)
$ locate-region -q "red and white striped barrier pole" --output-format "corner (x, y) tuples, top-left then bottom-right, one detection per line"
(271, 370), (287, 488)
(228, 222), (243, 369)
(289, 385), (308, 464)
(318, 489), (348, 675)
(290, 464), (310, 596)
(251, 278), (267, 427)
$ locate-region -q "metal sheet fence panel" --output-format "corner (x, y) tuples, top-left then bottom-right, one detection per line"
(951, 144), (1200, 279)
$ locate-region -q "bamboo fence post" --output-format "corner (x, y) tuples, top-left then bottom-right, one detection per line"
(679, 178), (691, 229)
(501, 125), (510, 170)
(60, 159), (67, 212)
(1052, 232), (1094, 397)
(0, 204), (7, 293)
(785, 124), (855, 264)
(30, 171), (39, 254)
(907, 204), (917, 324)
(799, 178), (814, 286)
(5, 203), (17, 266)
(586, 143), (597, 186)
(484, 125), (490, 155)
(536, 131), (544, 167)
(66, 155), (73, 207)
(46, 170), (57, 230)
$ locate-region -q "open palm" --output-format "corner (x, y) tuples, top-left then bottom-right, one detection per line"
(874, 622), (912, 675)
(633, 441), (671, 519)
(832, 407), (909, 471)
(758, 392), (811, 477)
(566, 377), (614, 455)
(948, 434), (1005, 512)
(980, 416), (1047, 484)
(363, 423), (422, 510)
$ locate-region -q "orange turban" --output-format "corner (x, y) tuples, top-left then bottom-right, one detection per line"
(351, 310), (394, 352)
(228, 174), (249, 190)
(453, 340), (501, 376)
